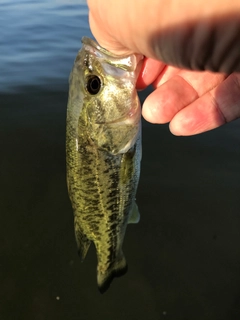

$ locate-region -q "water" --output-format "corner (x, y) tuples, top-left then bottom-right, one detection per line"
(0, 0), (90, 92)
(1, 1), (240, 319)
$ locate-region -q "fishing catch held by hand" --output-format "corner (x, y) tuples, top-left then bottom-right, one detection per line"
(66, 37), (142, 293)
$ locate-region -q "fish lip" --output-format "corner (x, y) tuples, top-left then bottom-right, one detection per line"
(82, 37), (143, 70)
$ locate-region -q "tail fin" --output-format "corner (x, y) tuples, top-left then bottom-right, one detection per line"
(97, 253), (128, 294)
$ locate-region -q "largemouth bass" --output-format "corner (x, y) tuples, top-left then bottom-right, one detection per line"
(66, 37), (142, 293)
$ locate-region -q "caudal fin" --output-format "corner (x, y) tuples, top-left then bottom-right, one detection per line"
(97, 254), (128, 294)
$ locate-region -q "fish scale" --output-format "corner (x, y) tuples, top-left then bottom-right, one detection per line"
(66, 37), (142, 293)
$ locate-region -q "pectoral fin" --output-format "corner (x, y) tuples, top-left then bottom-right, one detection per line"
(128, 201), (140, 224)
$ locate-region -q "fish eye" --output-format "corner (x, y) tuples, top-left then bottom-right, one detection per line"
(86, 75), (101, 95)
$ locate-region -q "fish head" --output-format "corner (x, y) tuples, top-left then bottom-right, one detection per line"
(72, 37), (143, 155)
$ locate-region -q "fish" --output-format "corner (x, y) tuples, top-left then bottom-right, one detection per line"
(66, 37), (142, 293)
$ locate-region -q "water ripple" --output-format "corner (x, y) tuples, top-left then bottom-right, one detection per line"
(0, 0), (91, 92)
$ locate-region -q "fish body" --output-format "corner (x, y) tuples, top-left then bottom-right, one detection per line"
(66, 37), (142, 293)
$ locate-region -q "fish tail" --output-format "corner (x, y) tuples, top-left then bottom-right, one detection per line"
(97, 252), (128, 294)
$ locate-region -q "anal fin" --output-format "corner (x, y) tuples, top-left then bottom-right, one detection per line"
(74, 225), (91, 262)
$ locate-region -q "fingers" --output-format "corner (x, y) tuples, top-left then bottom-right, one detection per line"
(136, 58), (165, 90)
(142, 75), (199, 123)
(142, 70), (225, 123)
(142, 67), (240, 135)
(157, 69), (226, 96)
(170, 73), (240, 135)
(142, 71), (240, 135)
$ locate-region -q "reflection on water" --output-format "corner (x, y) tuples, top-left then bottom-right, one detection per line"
(1, 1), (240, 320)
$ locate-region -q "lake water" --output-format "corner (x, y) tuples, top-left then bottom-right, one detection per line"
(1, 1), (240, 320)
(0, 0), (91, 92)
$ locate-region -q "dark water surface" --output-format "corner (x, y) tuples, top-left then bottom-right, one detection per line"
(1, 1), (240, 320)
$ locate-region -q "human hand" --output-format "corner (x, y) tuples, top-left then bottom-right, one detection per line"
(87, 0), (240, 135)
